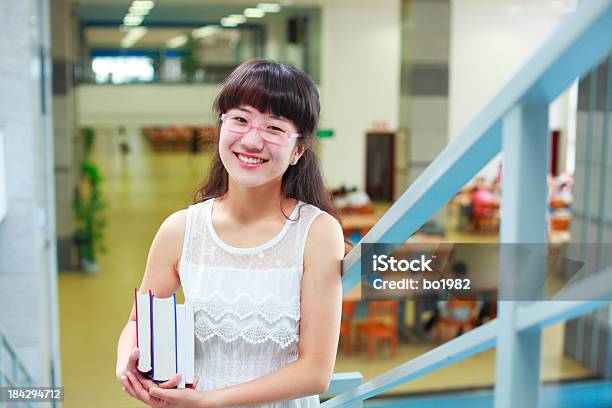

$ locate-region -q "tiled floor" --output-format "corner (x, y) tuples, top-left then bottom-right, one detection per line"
(58, 128), (591, 407)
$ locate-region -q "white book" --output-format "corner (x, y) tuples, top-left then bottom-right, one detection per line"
(176, 302), (195, 388)
(134, 289), (152, 374)
(134, 289), (195, 388)
(151, 294), (177, 382)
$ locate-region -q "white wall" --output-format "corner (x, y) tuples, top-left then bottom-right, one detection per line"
(77, 84), (223, 127)
(0, 131), (6, 223)
(449, 0), (576, 139)
(448, 0), (577, 180)
(319, 0), (401, 190)
(0, 0), (57, 385)
(549, 81), (578, 174)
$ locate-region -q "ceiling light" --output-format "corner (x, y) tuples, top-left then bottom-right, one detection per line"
(192, 26), (220, 38)
(219, 14), (247, 27)
(228, 14), (247, 23)
(132, 0), (154, 8)
(244, 8), (265, 18)
(166, 34), (187, 48)
(120, 0), (153, 30)
(129, 5), (150, 15)
(257, 3), (281, 13)
(123, 15), (144, 26)
(121, 27), (147, 48)
(221, 17), (239, 27)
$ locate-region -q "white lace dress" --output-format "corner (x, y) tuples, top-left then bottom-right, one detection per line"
(178, 198), (323, 407)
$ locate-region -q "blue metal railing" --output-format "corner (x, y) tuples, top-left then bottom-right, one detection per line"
(324, 0), (612, 406)
(0, 323), (35, 407)
(324, 372), (364, 407)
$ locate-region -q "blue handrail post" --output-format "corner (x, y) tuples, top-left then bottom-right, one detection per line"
(494, 103), (549, 408)
(0, 331), (3, 388)
(324, 372), (364, 407)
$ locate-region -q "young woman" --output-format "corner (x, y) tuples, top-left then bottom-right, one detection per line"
(115, 59), (344, 407)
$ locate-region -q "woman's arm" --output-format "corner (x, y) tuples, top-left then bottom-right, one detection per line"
(116, 210), (186, 402)
(150, 212), (344, 407)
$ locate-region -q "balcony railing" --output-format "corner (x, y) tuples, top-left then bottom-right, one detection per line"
(0, 323), (34, 408)
(324, 0), (612, 406)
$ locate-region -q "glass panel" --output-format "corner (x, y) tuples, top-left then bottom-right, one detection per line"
(92, 56), (154, 84)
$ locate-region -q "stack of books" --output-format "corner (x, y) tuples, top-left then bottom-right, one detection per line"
(134, 289), (195, 388)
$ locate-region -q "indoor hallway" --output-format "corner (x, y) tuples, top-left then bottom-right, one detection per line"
(59, 127), (209, 407)
(58, 128), (591, 407)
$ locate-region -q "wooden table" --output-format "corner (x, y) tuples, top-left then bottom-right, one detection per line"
(341, 213), (382, 238)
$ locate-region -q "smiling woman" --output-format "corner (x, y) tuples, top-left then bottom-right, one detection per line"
(215, 104), (303, 188)
(115, 59), (344, 408)
(194, 60), (336, 215)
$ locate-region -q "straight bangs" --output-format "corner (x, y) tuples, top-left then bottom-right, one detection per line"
(213, 60), (319, 137)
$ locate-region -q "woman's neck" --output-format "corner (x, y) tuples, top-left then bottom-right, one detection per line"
(220, 179), (292, 223)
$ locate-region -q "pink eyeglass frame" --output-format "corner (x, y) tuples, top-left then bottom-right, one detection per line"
(220, 113), (302, 142)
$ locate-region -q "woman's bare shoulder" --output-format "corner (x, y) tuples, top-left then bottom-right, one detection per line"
(161, 208), (188, 229)
(310, 211), (342, 235)
(152, 209), (188, 260)
(304, 211), (344, 261)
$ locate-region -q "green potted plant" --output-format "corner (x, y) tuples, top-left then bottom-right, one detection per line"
(83, 127), (95, 156)
(74, 129), (107, 274)
(181, 34), (199, 82)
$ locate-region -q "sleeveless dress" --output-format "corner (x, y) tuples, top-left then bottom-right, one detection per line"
(178, 198), (323, 407)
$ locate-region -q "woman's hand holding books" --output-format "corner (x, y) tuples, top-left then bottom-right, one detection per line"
(147, 377), (206, 408)
(117, 347), (158, 404)
(118, 347), (201, 407)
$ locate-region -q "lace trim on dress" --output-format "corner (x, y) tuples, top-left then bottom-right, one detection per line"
(192, 292), (301, 348)
(191, 292), (301, 324)
(194, 316), (299, 348)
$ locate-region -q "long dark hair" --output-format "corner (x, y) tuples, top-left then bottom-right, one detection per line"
(193, 59), (341, 223)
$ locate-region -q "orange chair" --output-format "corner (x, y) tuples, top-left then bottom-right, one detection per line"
(550, 197), (569, 209)
(151, 131), (166, 152)
(355, 301), (399, 360)
(164, 128), (179, 150)
(199, 127), (216, 144)
(435, 300), (479, 343)
(339, 301), (358, 356)
(550, 213), (571, 231)
(175, 127), (191, 150)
